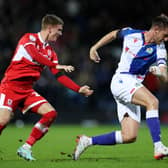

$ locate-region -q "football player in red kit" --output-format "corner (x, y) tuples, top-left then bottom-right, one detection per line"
(0, 14), (93, 161)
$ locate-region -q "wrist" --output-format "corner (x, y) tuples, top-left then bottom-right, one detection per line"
(56, 65), (66, 70)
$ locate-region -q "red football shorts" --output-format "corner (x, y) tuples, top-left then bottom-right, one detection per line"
(0, 83), (48, 113)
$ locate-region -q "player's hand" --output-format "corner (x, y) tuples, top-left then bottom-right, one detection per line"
(78, 85), (94, 97)
(64, 65), (75, 73)
(149, 66), (161, 76)
(89, 47), (101, 63)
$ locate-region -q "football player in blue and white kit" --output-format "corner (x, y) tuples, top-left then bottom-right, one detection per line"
(73, 14), (168, 160)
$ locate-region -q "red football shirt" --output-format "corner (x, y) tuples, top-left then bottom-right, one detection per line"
(2, 32), (59, 86)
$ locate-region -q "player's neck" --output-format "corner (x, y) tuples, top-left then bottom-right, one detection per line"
(144, 30), (155, 45)
(39, 30), (48, 43)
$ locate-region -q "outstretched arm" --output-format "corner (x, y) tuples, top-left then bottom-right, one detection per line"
(53, 71), (93, 96)
(89, 29), (120, 63)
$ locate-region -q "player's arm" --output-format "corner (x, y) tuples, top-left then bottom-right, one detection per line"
(150, 43), (168, 82)
(51, 69), (93, 96)
(149, 65), (168, 82)
(89, 29), (120, 63)
(25, 44), (57, 67)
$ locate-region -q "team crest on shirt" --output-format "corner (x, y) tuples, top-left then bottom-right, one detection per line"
(29, 35), (36, 42)
(146, 47), (153, 54)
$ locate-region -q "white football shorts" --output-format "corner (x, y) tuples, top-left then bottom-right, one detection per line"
(111, 73), (144, 123)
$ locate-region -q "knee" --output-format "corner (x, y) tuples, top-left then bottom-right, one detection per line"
(40, 110), (58, 126)
(44, 110), (58, 121)
(122, 133), (137, 143)
(146, 97), (159, 109)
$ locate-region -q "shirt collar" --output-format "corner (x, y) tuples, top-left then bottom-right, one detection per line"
(38, 32), (49, 46)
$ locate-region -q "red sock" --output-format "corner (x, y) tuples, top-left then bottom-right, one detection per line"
(26, 110), (57, 146)
(26, 127), (48, 146)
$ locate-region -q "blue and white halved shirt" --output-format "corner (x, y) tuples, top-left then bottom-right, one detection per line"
(115, 27), (167, 77)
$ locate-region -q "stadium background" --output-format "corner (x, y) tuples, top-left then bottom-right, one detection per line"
(0, 0), (168, 125)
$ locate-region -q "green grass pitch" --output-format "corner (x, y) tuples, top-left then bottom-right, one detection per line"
(0, 124), (168, 168)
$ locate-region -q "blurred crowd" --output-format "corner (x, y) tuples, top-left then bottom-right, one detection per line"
(0, 0), (168, 124)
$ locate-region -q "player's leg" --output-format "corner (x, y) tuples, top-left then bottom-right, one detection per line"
(25, 102), (57, 147)
(0, 108), (13, 134)
(73, 100), (140, 160)
(132, 86), (168, 159)
(77, 116), (139, 145)
(84, 75), (141, 146)
(73, 118), (139, 160)
(73, 74), (141, 160)
(121, 115), (139, 143)
(17, 96), (57, 161)
(91, 100), (140, 145)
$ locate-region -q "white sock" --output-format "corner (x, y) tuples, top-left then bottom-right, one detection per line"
(115, 131), (123, 144)
(88, 137), (93, 145)
(154, 141), (162, 149)
(22, 143), (32, 150)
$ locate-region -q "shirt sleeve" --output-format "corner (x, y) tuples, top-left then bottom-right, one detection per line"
(156, 43), (167, 66)
(49, 51), (60, 74)
(117, 27), (142, 39)
(25, 44), (58, 67)
(117, 27), (133, 39)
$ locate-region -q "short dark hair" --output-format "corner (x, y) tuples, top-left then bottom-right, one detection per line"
(151, 14), (168, 29)
(41, 14), (64, 30)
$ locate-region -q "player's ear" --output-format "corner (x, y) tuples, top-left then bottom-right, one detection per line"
(153, 25), (160, 33)
(48, 25), (52, 34)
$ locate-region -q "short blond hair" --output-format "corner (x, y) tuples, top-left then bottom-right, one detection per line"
(41, 14), (64, 30)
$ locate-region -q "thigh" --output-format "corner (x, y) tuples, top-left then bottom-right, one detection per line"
(0, 108), (13, 125)
(116, 99), (141, 123)
(121, 116), (140, 138)
(36, 103), (55, 115)
(131, 86), (158, 108)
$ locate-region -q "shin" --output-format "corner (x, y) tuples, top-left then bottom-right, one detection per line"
(26, 110), (57, 146)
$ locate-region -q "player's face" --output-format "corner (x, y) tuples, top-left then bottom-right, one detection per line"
(48, 24), (63, 42)
(154, 27), (168, 44)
